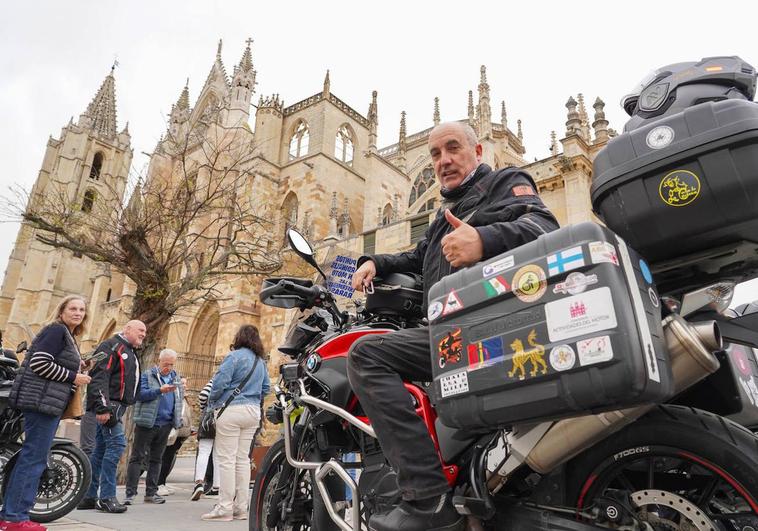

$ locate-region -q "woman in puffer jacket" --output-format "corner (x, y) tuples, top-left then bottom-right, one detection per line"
(0, 295), (92, 531)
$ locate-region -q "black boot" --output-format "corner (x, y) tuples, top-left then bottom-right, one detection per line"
(77, 497), (97, 510)
(96, 497), (128, 513)
(369, 492), (463, 531)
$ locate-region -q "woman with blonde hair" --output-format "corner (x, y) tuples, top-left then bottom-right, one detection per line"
(0, 295), (92, 531)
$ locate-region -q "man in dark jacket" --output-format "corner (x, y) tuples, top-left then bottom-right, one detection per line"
(124, 348), (184, 505)
(348, 122), (559, 531)
(78, 320), (145, 514)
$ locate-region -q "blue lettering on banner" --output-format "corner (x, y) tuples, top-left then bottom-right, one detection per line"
(327, 255), (357, 299)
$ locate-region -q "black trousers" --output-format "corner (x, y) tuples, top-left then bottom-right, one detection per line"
(158, 436), (187, 486)
(347, 327), (449, 501)
(125, 424), (173, 496)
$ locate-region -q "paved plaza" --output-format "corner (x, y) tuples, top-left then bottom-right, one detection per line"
(46, 457), (250, 531)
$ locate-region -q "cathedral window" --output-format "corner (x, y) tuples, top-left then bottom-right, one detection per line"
(382, 203), (393, 226)
(334, 125), (354, 165)
(288, 122), (310, 160)
(408, 165), (436, 206)
(282, 192), (299, 235)
(89, 152), (103, 180)
(81, 189), (96, 213)
(419, 198), (436, 213)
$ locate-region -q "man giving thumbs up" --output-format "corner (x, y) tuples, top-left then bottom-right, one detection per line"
(348, 122), (559, 531)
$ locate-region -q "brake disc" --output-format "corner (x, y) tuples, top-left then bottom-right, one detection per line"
(630, 490), (717, 531)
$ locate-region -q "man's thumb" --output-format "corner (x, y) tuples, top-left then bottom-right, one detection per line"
(445, 209), (464, 229)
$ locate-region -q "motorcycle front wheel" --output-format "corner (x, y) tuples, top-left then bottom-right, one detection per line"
(251, 438), (348, 531)
(2, 443), (92, 523)
(567, 405), (758, 530)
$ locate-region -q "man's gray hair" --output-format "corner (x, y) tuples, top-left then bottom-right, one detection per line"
(158, 348), (178, 360)
(432, 121), (479, 147)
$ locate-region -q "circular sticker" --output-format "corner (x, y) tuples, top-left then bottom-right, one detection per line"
(639, 259), (653, 284)
(646, 125), (675, 150)
(549, 345), (576, 371)
(121, 352), (129, 360)
(565, 272), (598, 295)
(659, 170), (700, 207)
(428, 301), (444, 321)
(512, 264), (547, 303)
(648, 287), (659, 308)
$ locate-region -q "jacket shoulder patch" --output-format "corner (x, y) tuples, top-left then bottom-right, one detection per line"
(511, 185), (536, 197)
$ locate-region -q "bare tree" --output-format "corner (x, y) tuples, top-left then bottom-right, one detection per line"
(4, 119), (283, 358)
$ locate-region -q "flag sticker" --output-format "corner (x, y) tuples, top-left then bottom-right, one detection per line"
(467, 336), (506, 370)
(547, 246), (585, 277)
(483, 276), (510, 298)
(442, 290), (464, 316)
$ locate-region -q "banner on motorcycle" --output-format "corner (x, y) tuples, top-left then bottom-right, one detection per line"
(319, 245), (360, 300)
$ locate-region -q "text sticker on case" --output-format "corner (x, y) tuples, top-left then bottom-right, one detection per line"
(439, 370), (469, 398)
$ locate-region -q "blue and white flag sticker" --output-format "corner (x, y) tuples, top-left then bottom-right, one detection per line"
(547, 246), (585, 277)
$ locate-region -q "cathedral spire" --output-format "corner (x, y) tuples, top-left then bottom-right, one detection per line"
(368, 90), (378, 151)
(592, 97), (609, 144)
(176, 79), (190, 110)
(501, 100), (507, 130)
(238, 38), (253, 73)
(397, 111), (407, 172)
(79, 68), (118, 139)
(433, 97), (440, 126)
(577, 93), (591, 142)
(517, 119), (523, 141)
(565, 96), (581, 137)
(550, 130), (559, 156)
(467, 90), (476, 129)
(323, 70), (331, 98)
(477, 65), (492, 138)
(202, 38), (229, 91)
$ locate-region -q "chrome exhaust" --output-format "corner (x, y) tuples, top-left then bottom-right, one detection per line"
(518, 315), (722, 475)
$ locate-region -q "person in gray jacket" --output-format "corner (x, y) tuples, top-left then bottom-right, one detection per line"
(124, 348), (184, 505)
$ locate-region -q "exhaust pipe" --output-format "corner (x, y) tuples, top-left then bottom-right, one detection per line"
(520, 315), (721, 475)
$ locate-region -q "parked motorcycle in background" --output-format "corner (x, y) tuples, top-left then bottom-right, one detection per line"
(0, 341), (92, 523)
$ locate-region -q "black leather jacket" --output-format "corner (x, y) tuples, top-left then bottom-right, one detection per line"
(360, 164), (560, 309)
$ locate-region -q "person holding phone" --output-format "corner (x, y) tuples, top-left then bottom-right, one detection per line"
(123, 348), (184, 505)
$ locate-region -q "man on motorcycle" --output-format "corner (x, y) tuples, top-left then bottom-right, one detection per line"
(349, 121), (559, 531)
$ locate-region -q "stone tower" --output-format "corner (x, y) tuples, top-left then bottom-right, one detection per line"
(0, 68), (132, 348)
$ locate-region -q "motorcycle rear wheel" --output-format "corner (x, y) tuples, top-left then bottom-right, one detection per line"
(566, 405), (758, 530)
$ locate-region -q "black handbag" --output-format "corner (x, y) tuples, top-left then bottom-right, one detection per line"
(198, 356), (260, 439)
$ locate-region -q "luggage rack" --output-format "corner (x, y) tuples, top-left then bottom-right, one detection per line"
(651, 240), (758, 296)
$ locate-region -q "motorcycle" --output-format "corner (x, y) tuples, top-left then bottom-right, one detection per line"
(251, 58), (758, 531)
(0, 341), (93, 523)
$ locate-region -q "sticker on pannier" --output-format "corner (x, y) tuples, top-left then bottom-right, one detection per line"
(547, 246), (585, 276)
(467, 336), (505, 370)
(437, 328), (463, 369)
(440, 370), (469, 398)
(577, 335), (614, 366)
(545, 287), (617, 342)
(512, 264), (547, 303)
(506, 329), (547, 380)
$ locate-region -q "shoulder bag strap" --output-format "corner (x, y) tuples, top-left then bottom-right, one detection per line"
(216, 356), (260, 420)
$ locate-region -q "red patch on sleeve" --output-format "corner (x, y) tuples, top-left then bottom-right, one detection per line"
(511, 185), (536, 196)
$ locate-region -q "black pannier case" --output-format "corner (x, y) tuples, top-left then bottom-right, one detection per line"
(591, 100), (758, 293)
(428, 222), (672, 430)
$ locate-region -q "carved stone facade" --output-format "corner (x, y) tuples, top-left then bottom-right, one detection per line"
(0, 42), (614, 440)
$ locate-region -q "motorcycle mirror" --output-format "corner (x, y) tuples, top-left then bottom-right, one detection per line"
(287, 229), (328, 280)
(16, 341), (27, 354)
(287, 229), (315, 257)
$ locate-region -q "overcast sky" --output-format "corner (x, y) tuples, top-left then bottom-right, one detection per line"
(1, 0), (757, 305)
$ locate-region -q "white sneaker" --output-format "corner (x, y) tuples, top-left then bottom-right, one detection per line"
(201, 505), (232, 521)
(157, 484), (174, 496)
(233, 507), (248, 520)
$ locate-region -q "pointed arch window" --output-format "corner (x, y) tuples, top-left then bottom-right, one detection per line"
(382, 203), (393, 226)
(82, 189), (96, 213)
(89, 152), (103, 180)
(409, 165), (436, 206)
(335, 125), (354, 165)
(289, 122), (310, 160)
(282, 192), (299, 235)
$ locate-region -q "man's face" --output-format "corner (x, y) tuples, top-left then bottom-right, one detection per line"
(428, 124), (482, 191)
(158, 356), (176, 376)
(123, 322), (147, 348)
